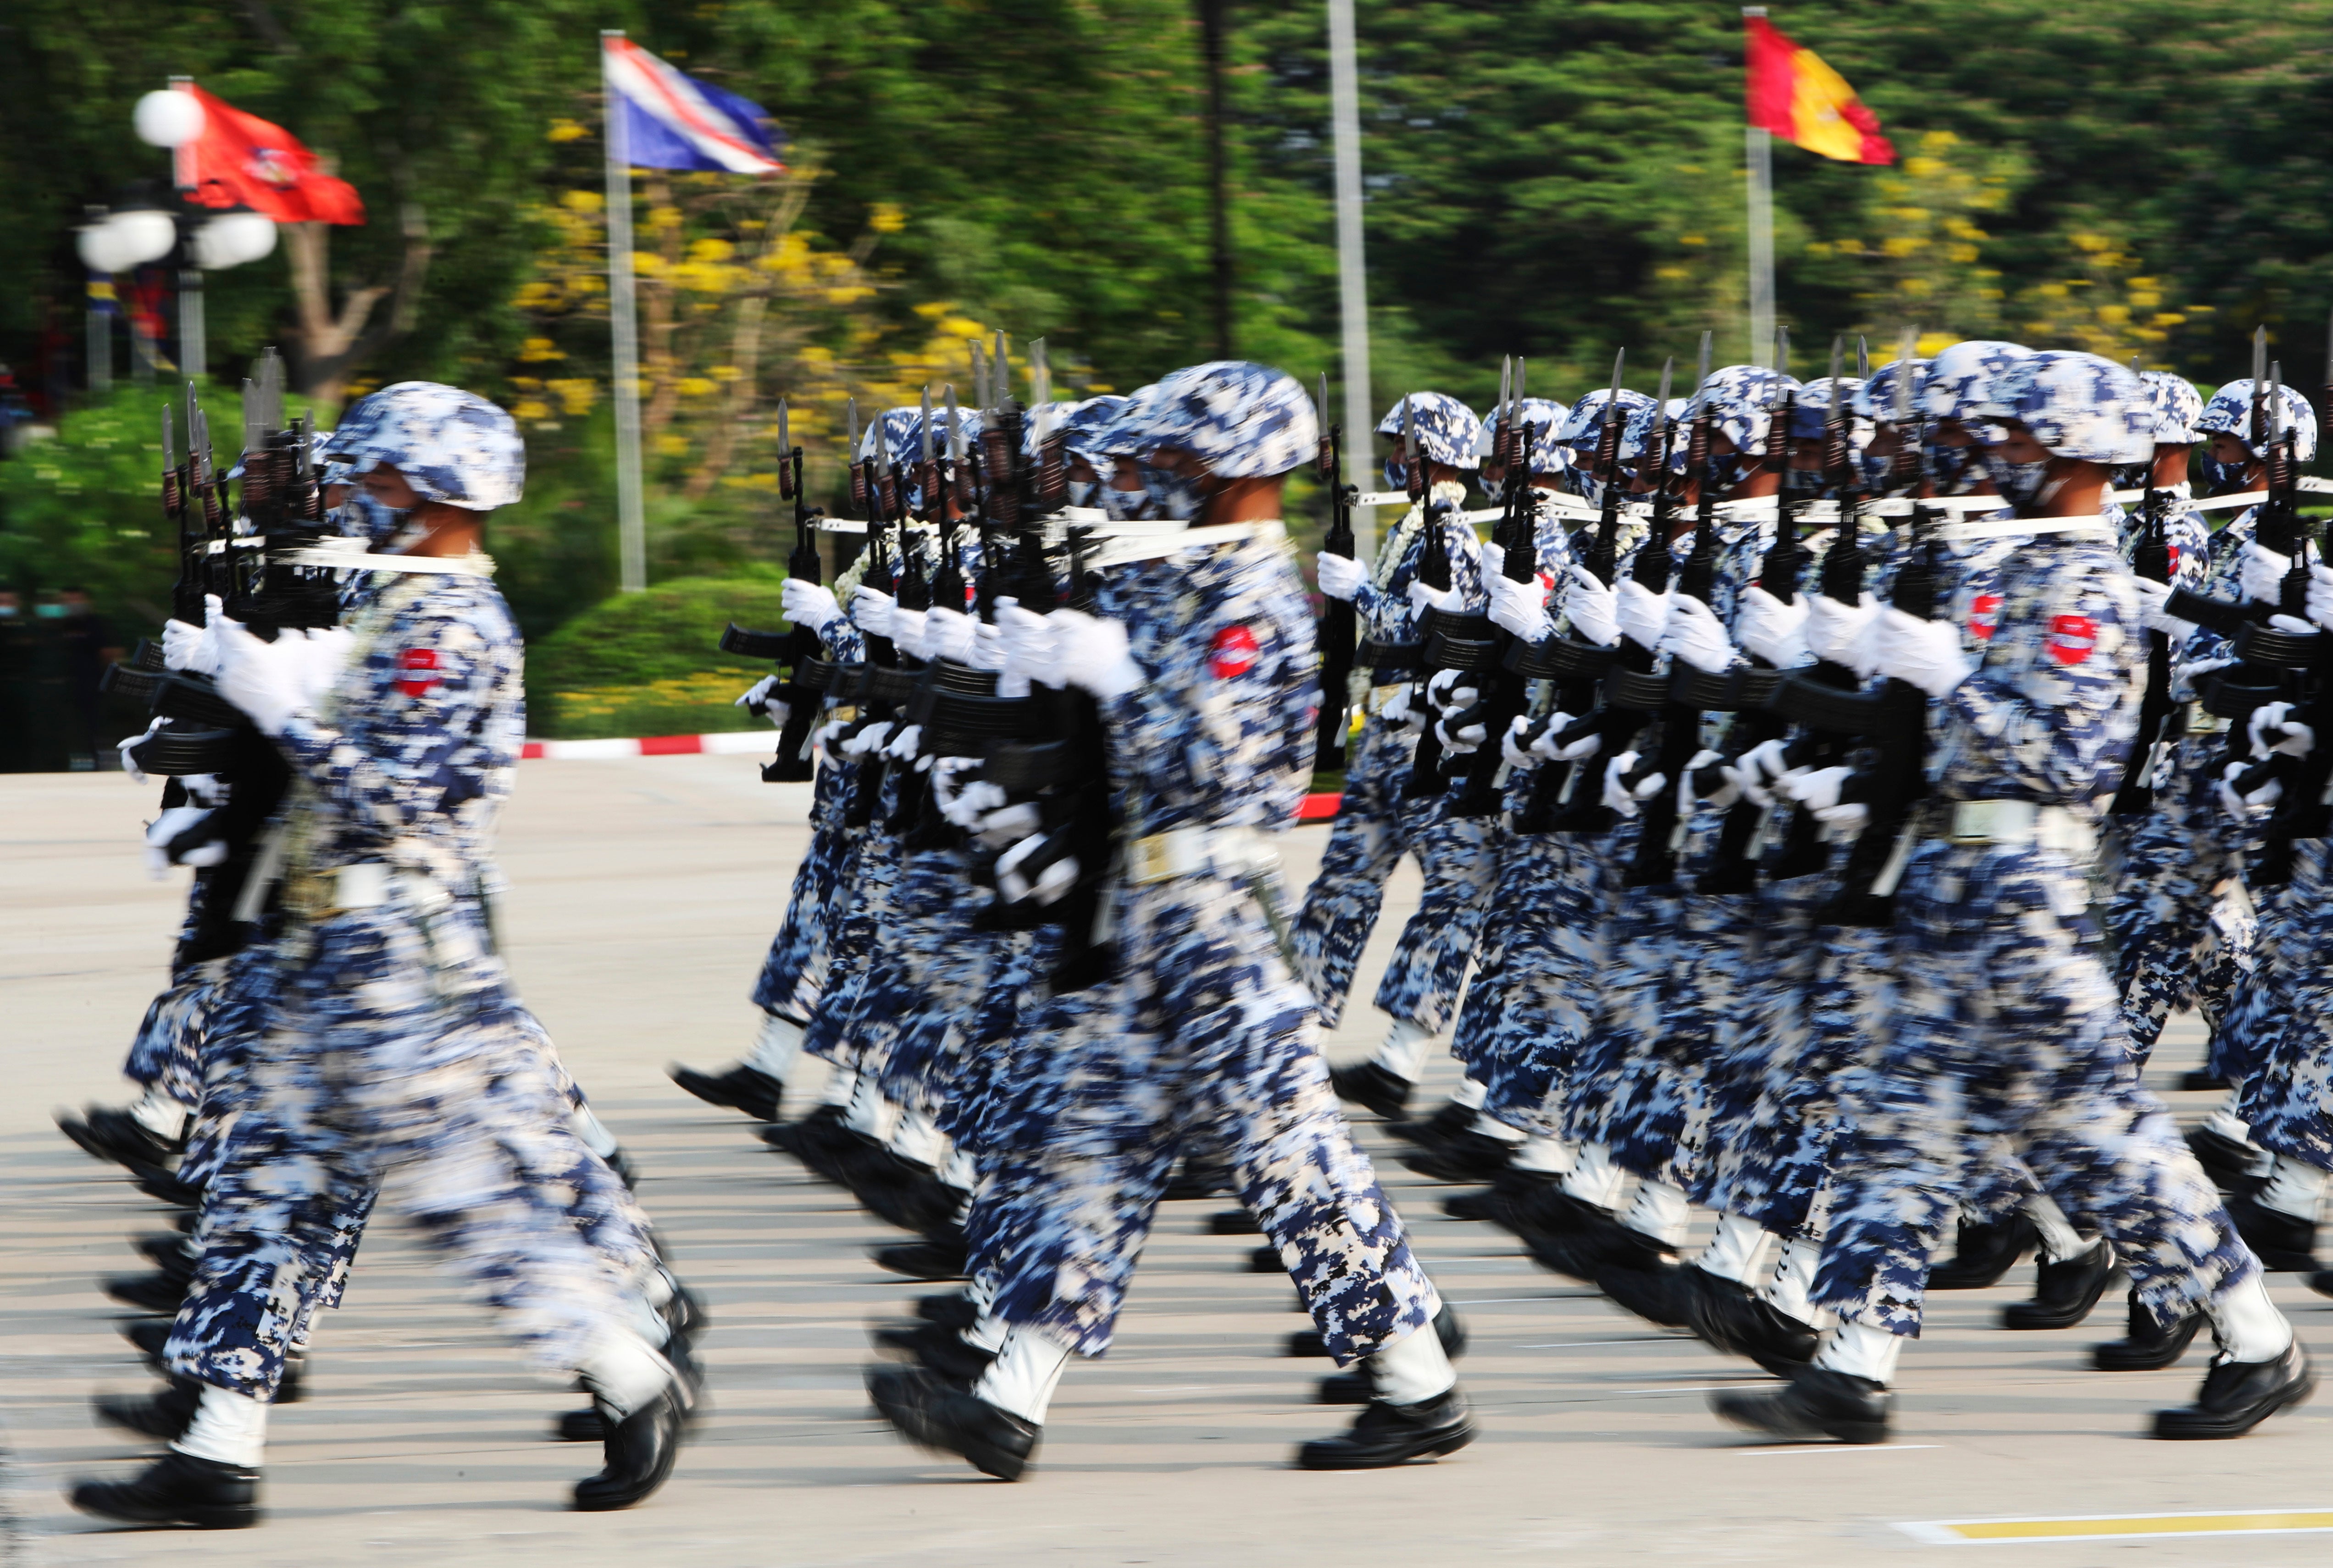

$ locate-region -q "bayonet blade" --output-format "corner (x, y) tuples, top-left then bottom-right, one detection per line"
(1655, 356), (1674, 410)
(1776, 325), (1791, 383)
(1895, 330), (1917, 425)
(920, 386), (936, 468)
(845, 397), (860, 460)
(1827, 333), (1844, 389)
(1031, 336), (1050, 418)
(945, 386), (962, 462)
(873, 408), (892, 478)
(778, 397), (791, 456)
(1694, 330), (1712, 403)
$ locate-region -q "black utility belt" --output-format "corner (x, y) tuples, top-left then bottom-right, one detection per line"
(1358, 637), (1422, 676)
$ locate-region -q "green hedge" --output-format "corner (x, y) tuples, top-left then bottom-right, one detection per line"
(524, 566), (800, 739)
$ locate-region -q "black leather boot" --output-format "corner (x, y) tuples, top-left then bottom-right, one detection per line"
(1711, 1365), (1892, 1444)
(2002, 1240), (2124, 1330)
(872, 1320), (997, 1385)
(104, 1270), (187, 1315)
(867, 1363), (1041, 1480)
(60, 1106), (184, 1171)
(1389, 1098), (1477, 1150)
(2185, 1125), (2261, 1191)
(1287, 1302), (1465, 1363)
(2154, 1340), (2316, 1438)
(1595, 1253), (1697, 1330)
(70, 1449), (259, 1529)
(94, 1377), (203, 1441)
(873, 1237), (968, 1281)
(133, 1232), (196, 1276)
(1328, 1060), (1414, 1121)
(1162, 1154), (1234, 1202)
(2178, 1068), (2231, 1092)
(666, 1061), (783, 1123)
(1295, 1385), (1474, 1469)
(1925, 1212), (2036, 1290)
(915, 1292), (979, 1330)
(1685, 1274), (1820, 1375)
(1208, 1208), (1263, 1235)
(130, 1163), (204, 1211)
(556, 1407), (606, 1442)
(1317, 1370), (1372, 1403)
(2092, 1289), (2204, 1371)
(2227, 1191), (2322, 1273)
(572, 1384), (687, 1510)
(1529, 1208), (1653, 1284)
(1399, 1127), (1518, 1186)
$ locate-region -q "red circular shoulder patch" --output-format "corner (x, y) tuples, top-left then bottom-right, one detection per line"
(395, 647), (441, 698)
(2047, 614), (2100, 666)
(1209, 624), (1260, 678)
(1967, 593), (2003, 642)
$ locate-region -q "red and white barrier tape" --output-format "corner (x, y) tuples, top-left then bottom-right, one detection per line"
(519, 730), (1347, 822)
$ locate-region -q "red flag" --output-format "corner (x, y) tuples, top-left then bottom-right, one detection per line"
(182, 84), (365, 225)
(1745, 16), (1894, 166)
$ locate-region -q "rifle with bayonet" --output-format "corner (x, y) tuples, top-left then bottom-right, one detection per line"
(1449, 358), (1544, 817)
(1698, 330), (1804, 894)
(1399, 394), (1463, 798)
(2108, 417), (2175, 817)
(1312, 372), (1359, 772)
(717, 398), (825, 782)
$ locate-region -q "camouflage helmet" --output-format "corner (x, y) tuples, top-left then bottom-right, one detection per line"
(2196, 377), (2321, 464)
(1556, 387), (1660, 453)
(1693, 365), (1798, 458)
(1374, 391), (1484, 471)
(322, 382), (526, 510)
(1785, 377), (1872, 447)
(2139, 371), (2204, 447)
(1973, 350), (2153, 465)
(1919, 339), (2028, 436)
(1851, 358), (1928, 424)
(1047, 394), (1130, 467)
(1619, 397), (1694, 474)
(1141, 360), (1319, 479)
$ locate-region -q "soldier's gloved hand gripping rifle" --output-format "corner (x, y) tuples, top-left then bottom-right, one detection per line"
(1449, 358), (1545, 818)
(718, 397), (826, 782)
(1311, 372), (1358, 773)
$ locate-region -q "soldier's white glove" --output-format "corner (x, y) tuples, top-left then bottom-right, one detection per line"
(1316, 552), (1368, 602)
(117, 716), (163, 783)
(211, 609), (312, 737)
(1487, 573), (1552, 643)
(2131, 576), (2193, 637)
(847, 584), (894, 637)
(1546, 714), (1603, 762)
(1374, 683), (1416, 731)
(1806, 593), (1879, 674)
(889, 606), (931, 660)
(925, 606), (981, 665)
(143, 804), (227, 879)
(1725, 736), (1791, 808)
(997, 831), (1079, 906)
(882, 722), (923, 761)
(1408, 578), (1464, 615)
(1424, 668), (1482, 750)
(2239, 542), (2291, 607)
(161, 617), (217, 674)
(2248, 699), (2316, 758)
(1734, 586), (1811, 669)
(1686, 747), (1739, 809)
(736, 673), (788, 729)
(2217, 759), (2283, 818)
(1661, 595), (1736, 675)
(812, 715), (853, 751)
(183, 772), (228, 809)
(1616, 578), (1671, 651)
(2175, 654), (2236, 691)
(1502, 714), (1538, 768)
(935, 767), (1001, 828)
(995, 601), (1052, 687)
(1779, 764), (1852, 813)
(296, 626), (354, 706)
(1561, 565), (1620, 648)
(1023, 607), (1142, 699)
(2308, 561), (2333, 633)
(783, 578), (842, 632)
(1600, 751), (1666, 817)
(974, 799), (1042, 847)
(1871, 607), (1974, 698)
(840, 720), (892, 759)
(968, 618), (1009, 674)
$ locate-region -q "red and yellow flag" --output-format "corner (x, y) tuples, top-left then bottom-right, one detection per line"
(1744, 15), (1895, 166)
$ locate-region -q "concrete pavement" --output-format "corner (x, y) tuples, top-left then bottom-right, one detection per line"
(4, 757), (2330, 1565)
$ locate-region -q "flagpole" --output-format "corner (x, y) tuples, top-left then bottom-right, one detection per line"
(1327, 0), (1376, 559)
(603, 29), (648, 594)
(1742, 7), (1776, 369)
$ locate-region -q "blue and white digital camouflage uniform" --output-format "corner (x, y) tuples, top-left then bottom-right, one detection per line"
(1288, 393), (1496, 1042)
(984, 364), (1438, 1365)
(1813, 353), (2256, 1339)
(167, 386), (671, 1404)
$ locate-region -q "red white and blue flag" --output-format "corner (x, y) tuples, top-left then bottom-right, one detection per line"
(603, 37), (786, 175)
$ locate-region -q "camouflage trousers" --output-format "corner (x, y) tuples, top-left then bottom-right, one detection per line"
(804, 767), (904, 1070)
(1815, 841), (2255, 1337)
(167, 895), (662, 1400)
(2237, 839), (2333, 1173)
(2105, 735), (2251, 1065)
(2217, 876), (2300, 1097)
(123, 965), (222, 1112)
(1694, 870), (1830, 1220)
(981, 868), (1435, 1363)
(751, 756), (859, 1024)
(1290, 718), (1499, 1033)
(1452, 822), (1607, 1136)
